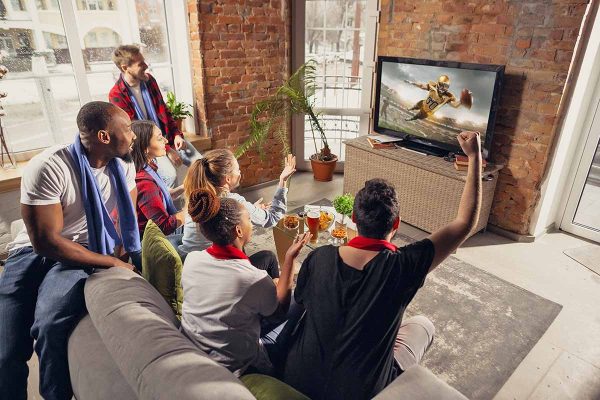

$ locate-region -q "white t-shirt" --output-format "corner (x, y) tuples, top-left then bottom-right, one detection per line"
(8, 145), (137, 251)
(181, 250), (278, 376)
(129, 84), (148, 119)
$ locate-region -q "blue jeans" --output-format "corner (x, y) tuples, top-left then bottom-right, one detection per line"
(0, 246), (93, 400)
(260, 299), (305, 376)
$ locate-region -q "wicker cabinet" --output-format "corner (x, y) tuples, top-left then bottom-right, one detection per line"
(343, 137), (502, 236)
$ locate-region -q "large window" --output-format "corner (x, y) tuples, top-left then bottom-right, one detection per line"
(0, 0), (192, 154)
(10, 0), (25, 11)
(293, 0), (378, 166)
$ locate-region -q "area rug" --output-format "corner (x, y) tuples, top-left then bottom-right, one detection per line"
(564, 244), (600, 276)
(246, 202), (562, 400)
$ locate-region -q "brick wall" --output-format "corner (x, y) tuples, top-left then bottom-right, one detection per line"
(187, 0), (291, 187)
(378, 0), (589, 234)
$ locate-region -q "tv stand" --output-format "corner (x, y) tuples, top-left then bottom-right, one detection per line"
(343, 136), (503, 236)
(395, 140), (449, 157)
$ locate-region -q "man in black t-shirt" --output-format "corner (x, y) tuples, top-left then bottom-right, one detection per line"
(281, 131), (483, 399)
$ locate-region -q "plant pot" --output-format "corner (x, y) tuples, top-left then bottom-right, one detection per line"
(175, 119), (184, 132)
(310, 154), (338, 182)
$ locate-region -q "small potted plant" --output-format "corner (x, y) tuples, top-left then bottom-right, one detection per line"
(331, 193), (354, 245)
(235, 60), (338, 182)
(333, 193), (354, 225)
(166, 91), (193, 132)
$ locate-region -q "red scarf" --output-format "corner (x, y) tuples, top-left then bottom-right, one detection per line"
(347, 236), (397, 252)
(206, 244), (249, 260)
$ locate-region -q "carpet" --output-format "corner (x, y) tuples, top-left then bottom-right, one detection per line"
(246, 204), (562, 400)
(564, 244), (600, 276)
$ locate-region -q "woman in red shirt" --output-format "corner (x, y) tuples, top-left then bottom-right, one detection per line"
(131, 121), (185, 242)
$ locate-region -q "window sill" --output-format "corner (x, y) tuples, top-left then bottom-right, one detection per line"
(0, 162), (27, 194)
(184, 132), (212, 152)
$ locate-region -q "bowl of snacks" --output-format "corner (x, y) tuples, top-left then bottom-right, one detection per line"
(283, 214), (300, 230)
(330, 225), (348, 246)
(318, 210), (334, 232)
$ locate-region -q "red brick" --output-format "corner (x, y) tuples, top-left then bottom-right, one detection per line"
(471, 23), (507, 35)
(515, 38), (531, 49)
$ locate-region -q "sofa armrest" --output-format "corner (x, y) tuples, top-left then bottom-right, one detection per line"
(10, 219), (24, 241)
(84, 267), (255, 400)
(373, 365), (468, 400)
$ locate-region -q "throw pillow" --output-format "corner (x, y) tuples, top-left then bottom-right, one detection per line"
(240, 374), (309, 400)
(142, 220), (183, 318)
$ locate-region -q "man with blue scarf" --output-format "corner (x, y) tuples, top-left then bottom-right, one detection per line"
(0, 102), (141, 400)
(109, 44), (201, 189)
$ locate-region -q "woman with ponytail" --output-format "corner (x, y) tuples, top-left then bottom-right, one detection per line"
(178, 149), (295, 259)
(130, 120), (185, 241)
(181, 188), (311, 377)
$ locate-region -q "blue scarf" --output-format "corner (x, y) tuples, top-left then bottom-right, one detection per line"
(126, 78), (161, 128)
(144, 164), (177, 214)
(68, 135), (141, 255)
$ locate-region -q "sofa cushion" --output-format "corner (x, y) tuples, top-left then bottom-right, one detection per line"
(142, 219), (183, 318)
(372, 365), (468, 400)
(241, 374), (310, 400)
(84, 267), (254, 400)
(68, 315), (137, 400)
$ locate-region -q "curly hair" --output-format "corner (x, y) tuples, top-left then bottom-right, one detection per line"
(76, 101), (117, 139)
(188, 189), (243, 246)
(353, 178), (400, 239)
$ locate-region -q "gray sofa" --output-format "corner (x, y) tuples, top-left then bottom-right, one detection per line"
(67, 267), (468, 399)
(6, 219), (467, 399)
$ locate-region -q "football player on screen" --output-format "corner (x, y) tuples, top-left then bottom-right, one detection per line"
(404, 75), (473, 121)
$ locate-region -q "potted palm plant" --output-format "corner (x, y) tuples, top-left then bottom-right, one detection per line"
(166, 91), (193, 132)
(235, 60), (338, 181)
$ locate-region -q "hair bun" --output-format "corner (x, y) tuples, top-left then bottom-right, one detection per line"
(188, 189), (220, 223)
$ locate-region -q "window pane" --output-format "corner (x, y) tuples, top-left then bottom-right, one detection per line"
(306, 0), (364, 109)
(573, 137), (600, 231)
(0, 4), (80, 152)
(303, 114), (360, 161)
(83, 0), (173, 103)
(303, 1), (366, 161)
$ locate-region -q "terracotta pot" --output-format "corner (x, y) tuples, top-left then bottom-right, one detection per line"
(175, 119), (184, 132)
(310, 154), (338, 182)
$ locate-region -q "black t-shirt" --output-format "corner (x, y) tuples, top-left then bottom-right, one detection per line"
(282, 239), (435, 400)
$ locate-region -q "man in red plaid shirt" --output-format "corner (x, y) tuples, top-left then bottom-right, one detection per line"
(109, 44), (200, 188)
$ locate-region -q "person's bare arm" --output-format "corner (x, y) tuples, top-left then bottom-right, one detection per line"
(404, 80), (429, 90)
(448, 95), (461, 108)
(22, 203), (133, 270)
(268, 232), (312, 319)
(427, 131), (482, 272)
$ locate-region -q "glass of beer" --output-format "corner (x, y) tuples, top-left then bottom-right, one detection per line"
(306, 210), (320, 243)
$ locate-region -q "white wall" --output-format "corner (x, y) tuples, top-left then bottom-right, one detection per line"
(0, 190), (22, 253)
(530, 10), (600, 236)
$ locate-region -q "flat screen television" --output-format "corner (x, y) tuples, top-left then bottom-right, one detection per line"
(373, 56), (504, 159)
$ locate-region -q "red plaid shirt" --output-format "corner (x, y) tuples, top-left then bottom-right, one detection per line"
(135, 168), (179, 237)
(109, 74), (183, 148)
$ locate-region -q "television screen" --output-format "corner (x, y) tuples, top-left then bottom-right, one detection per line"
(374, 57), (504, 158)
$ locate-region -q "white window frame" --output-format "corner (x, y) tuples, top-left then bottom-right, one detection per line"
(56, 0), (195, 129)
(559, 85), (600, 243)
(291, 0), (379, 171)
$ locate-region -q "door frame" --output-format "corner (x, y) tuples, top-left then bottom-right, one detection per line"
(559, 85), (600, 243)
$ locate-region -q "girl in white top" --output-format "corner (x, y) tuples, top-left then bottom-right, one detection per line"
(181, 188), (311, 376)
(179, 149), (296, 258)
